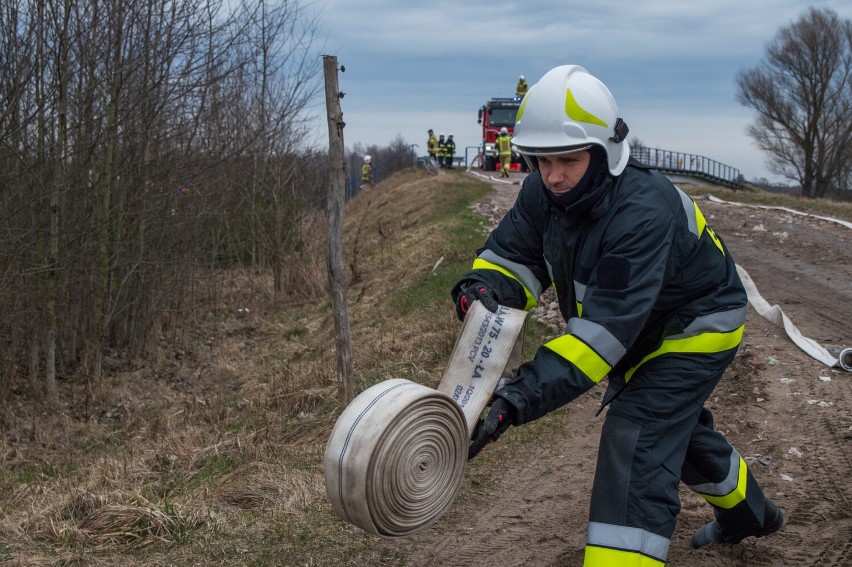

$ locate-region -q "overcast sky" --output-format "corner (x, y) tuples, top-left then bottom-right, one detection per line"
(310, 1), (851, 183)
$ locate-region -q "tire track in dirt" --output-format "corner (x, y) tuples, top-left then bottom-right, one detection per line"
(703, 198), (852, 344)
(757, 345), (852, 567)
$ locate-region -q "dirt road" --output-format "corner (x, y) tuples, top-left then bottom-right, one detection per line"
(400, 171), (852, 566)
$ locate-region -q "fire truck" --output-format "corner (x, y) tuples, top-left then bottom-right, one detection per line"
(477, 97), (527, 172)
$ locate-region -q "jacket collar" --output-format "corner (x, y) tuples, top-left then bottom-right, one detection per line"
(541, 170), (616, 220)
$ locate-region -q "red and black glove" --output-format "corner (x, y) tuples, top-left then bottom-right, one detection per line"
(454, 282), (499, 321)
(468, 397), (516, 460)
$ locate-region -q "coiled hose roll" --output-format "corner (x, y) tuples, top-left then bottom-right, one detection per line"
(324, 302), (527, 537)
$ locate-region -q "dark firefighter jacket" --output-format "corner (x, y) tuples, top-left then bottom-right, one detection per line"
(445, 138), (456, 157)
(454, 160), (748, 425)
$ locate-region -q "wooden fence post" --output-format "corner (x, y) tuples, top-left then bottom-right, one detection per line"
(322, 55), (355, 405)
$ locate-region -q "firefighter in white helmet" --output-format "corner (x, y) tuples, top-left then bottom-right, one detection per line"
(516, 74), (528, 97)
(445, 134), (456, 168)
(495, 127), (513, 177)
(452, 65), (783, 565)
(360, 155), (373, 188)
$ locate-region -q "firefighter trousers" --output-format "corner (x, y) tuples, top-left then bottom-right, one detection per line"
(583, 348), (778, 566)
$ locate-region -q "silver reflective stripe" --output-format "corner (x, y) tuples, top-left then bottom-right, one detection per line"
(478, 249), (543, 299)
(667, 306), (748, 340)
(587, 522), (670, 562)
(566, 317), (626, 365)
(574, 279), (587, 302)
(676, 187), (699, 237)
(545, 258), (554, 282)
(687, 450), (741, 496)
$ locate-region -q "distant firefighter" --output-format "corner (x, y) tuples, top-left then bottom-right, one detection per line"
(516, 74), (528, 97)
(360, 155), (373, 187)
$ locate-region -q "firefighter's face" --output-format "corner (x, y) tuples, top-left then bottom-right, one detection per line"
(537, 151), (591, 195)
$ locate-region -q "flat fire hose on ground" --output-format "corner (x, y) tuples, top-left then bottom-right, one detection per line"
(737, 264), (852, 372)
(324, 302), (527, 537)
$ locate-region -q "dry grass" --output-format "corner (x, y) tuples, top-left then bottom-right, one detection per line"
(0, 168), (493, 566)
(214, 462), (324, 511)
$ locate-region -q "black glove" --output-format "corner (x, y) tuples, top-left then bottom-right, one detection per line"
(454, 282), (499, 321)
(468, 397), (516, 460)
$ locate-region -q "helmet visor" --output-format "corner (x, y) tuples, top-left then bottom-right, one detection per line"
(513, 143), (592, 157)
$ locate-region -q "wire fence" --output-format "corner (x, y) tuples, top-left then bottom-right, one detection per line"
(346, 144), (419, 199)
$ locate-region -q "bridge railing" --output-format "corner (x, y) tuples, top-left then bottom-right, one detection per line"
(351, 143), (742, 189)
(462, 144), (741, 187)
(631, 146), (742, 187)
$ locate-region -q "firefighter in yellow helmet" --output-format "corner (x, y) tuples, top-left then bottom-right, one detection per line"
(453, 65), (783, 566)
(495, 127), (513, 177)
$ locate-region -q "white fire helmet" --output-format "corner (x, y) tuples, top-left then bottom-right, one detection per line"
(364, 155), (371, 164)
(511, 65), (630, 175)
(500, 127), (508, 135)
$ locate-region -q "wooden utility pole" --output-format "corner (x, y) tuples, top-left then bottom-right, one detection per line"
(322, 55), (355, 405)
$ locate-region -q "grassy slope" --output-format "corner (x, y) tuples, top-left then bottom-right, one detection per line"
(0, 169), (551, 566)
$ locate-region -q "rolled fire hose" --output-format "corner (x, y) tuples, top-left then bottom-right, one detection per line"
(324, 302), (527, 537)
(737, 265), (851, 372)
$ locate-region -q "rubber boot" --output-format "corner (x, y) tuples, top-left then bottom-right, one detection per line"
(692, 501), (784, 548)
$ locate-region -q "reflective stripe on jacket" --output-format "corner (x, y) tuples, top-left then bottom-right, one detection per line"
(496, 134), (513, 156)
(457, 160), (747, 424)
(427, 135), (438, 154)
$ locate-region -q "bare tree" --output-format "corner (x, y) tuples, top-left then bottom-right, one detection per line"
(0, 0), (324, 407)
(736, 7), (852, 197)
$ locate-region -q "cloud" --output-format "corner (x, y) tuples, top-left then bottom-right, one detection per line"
(313, 0), (852, 182)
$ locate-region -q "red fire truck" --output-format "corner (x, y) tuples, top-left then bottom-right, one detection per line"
(477, 97), (527, 172)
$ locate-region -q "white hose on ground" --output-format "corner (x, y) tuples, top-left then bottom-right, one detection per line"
(324, 302), (528, 537)
(705, 194), (852, 230)
(839, 348), (852, 372)
(736, 265), (850, 371)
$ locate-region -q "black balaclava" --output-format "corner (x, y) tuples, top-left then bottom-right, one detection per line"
(546, 145), (608, 208)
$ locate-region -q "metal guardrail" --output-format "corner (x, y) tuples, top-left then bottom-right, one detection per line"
(464, 146), (480, 168)
(461, 144), (742, 188)
(350, 144), (742, 191)
(631, 146), (742, 187)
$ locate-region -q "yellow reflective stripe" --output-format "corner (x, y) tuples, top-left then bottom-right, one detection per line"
(517, 96), (528, 120)
(693, 201), (724, 255)
(700, 456), (748, 509)
(584, 545), (665, 567)
(576, 300), (582, 318)
(545, 334), (611, 383)
(565, 88), (607, 127)
(624, 325), (744, 382)
(471, 258), (538, 310)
